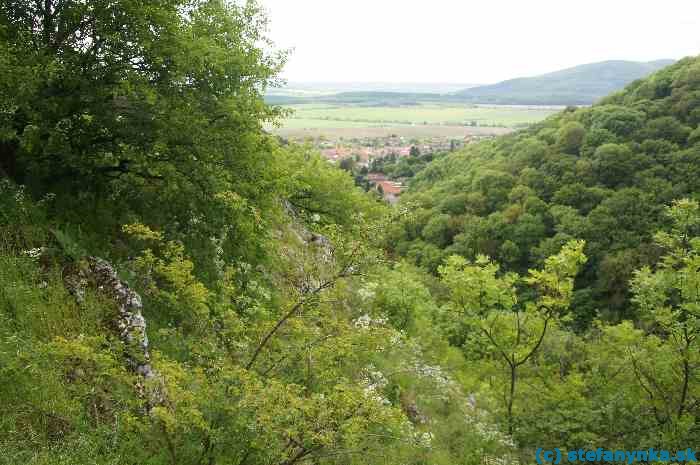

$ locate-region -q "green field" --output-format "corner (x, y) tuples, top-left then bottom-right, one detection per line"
(270, 123), (513, 140)
(281, 103), (557, 128)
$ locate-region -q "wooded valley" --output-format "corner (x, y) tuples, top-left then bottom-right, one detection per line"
(1, 1), (699, 464)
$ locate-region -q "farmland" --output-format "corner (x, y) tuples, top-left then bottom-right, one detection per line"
(272, 122), (511, 139)
(267, 100), (560, 171)
(270, 103), (559, 139)
(290, 103), (557, 126)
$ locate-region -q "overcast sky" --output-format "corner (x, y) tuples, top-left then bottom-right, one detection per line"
(258, 0), (700, 84)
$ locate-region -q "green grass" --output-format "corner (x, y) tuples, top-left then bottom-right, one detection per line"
(279, 103), (557, 129)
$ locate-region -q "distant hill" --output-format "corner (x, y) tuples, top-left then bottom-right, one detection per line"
(266, 60), (677, 107)
(268, 81), (481, 96)
(265, 82), (480, 106)
(454, 60), (676, 105)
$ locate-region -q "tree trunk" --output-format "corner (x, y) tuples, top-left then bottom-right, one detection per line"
(507, 363), (517, 435)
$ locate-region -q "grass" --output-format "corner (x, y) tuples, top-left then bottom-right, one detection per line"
(280, 103), (557, 128)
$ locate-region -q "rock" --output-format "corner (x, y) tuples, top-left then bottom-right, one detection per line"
(66, 257), (165, 411)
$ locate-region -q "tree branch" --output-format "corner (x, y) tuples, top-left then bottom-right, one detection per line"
(516, 315), (551, 367)
(245, 279), (336, 371)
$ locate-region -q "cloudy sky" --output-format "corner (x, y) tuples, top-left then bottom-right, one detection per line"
(258, 0), (700, 84)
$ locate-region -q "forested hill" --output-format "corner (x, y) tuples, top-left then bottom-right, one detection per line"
(453, 59), (676, 105)
(392, 55), (700, 324)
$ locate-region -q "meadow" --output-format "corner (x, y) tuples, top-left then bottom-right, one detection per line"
(271, 103), (559, 138)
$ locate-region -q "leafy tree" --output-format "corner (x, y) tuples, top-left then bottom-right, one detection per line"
(629, 199), (700, 434)
(557, 121), (585, 154)
(339, 157), (357, 173)
(438, 240), (586, 434)
(396, 56), (700, 319)
(1, 0), (289, 270)
(642, 116), (692, 144)
(422, 213), (453, 248)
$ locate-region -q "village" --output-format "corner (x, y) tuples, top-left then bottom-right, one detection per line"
(279, 133), (497, 203)
(316, 134), (465, 164)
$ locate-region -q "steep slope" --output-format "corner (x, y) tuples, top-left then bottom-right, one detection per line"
(454, 59), (676, 105)
(0, 3), (517, 464)
(392, 55), (700, 323)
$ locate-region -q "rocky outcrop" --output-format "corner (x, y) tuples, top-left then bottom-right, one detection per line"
(65, 257), (164, 411)
(400, 393), (428, 425)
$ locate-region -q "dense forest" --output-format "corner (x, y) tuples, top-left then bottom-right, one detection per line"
(1, 1), (699, 465)
(394, 58), (700, 323)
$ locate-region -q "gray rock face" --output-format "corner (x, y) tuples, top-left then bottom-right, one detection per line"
(86, 257), (155, 379)
(66, 257), (164, 410)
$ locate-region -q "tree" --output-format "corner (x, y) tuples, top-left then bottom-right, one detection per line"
(1, 0), (287, 268)
(591, 144), (640, 188)
(557, 121), (586, 155)
(410, 146), (421, 157)
(629, 199), (700, 434)
(338, 157), (356, 173)
(438, 240), (586, 434)
(642, 116), (692, 144)
(372, 262), (434, 333)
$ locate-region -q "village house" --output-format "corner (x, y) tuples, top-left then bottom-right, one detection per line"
(366, 172), (404, 204)
(376, 180), (404, 204)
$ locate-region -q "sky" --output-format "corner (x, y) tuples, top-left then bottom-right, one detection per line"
(258, 0), (700, 84)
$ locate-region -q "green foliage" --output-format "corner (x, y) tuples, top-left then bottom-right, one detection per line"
(1, 0), (290, 274)
(50, 228), (87, 262)
(364, 151), (446, 182)
(2, 4), (699, 464)
(438, 241), (586, 434)
(393, 55), (700, 321)
(557, 121), (585, 154)
(0, 2), (450, 464)
(629, 199), (700, 431)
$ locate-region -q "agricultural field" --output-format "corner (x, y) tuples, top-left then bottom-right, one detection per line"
(271, 122), (512, 140)
(270, 103), (559, 138)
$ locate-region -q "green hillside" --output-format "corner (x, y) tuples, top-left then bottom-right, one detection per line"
(393, 56), (700, 322)
(0, 2), (495, 464)
(2, 2), (700, 463)
(454, 59), (676, 105)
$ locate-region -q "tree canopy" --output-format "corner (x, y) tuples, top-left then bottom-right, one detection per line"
(391, 55), (700, 324)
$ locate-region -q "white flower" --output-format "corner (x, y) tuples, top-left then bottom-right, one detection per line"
(14, 187), (25, 203)
(412, 362), (454, 390)
(23, 247), (45, 260)
(464, 408), (516, 448)
(353, 313), (387, 329)
(389, 331), (406, 346)
(358, 282), (378, 302)
(359, 365), (390, 405)
(414, 431), (434, 448)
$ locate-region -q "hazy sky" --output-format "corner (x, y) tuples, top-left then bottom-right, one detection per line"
(259, 0), (700, 84)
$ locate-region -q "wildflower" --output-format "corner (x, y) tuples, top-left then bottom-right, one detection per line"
(353, 313), (388, 329)
(23, 247), (44, 260)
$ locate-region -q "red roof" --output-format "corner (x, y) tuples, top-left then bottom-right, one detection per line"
(377, 180), (403, 196)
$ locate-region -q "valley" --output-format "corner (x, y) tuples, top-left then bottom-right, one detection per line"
(1, 1), (699, 464)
